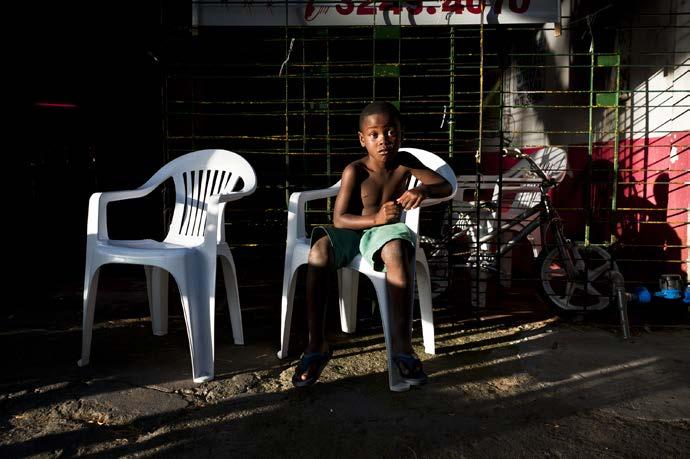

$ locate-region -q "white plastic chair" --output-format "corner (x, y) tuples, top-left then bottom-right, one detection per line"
(454, 146), (568, 306)
(278, 148), (457, 392)
(79, 149), (257, 383)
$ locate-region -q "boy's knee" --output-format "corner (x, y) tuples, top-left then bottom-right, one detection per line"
(380, 239), (412, 266)
(309, 236), (332, 268)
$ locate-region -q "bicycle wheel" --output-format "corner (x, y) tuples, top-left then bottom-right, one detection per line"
(538, 243), (619, 312)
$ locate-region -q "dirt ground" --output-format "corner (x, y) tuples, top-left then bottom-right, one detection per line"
(2, 271), (690, 458)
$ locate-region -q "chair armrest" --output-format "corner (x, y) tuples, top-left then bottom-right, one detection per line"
(455, 175), (543, 203)
(216, 189), (256, 203)
(457, 175), (542, 187)
(419, 194), (454, 208)
(456, 174), (503, 189)
(287, 183), (341, 241)
(86, 184), (161, 241)
(290, 185), (341, 205)
(419, 196), (452, 207)
(202, 188), (258, 246)
(419, 180), (457, 209)
(485, 177), (543, 194)
(215, 173), (258, 204)
(455, 174), (500, 205)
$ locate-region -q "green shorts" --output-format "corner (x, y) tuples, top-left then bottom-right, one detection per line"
(311, 222), (416, 272)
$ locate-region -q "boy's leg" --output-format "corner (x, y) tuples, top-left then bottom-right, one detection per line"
(302, 235), (332, 362)
(293, 235), (332, 384)
(379, 239), (415, 355)
(295, 228), (360, 386)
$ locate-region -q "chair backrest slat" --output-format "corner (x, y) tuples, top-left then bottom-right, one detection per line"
(187, 170), (200, 236)
(151, 150), (255, 243)
(196, 169), (217, 237)
(192, 170), (204, 237)
(511, 147), (568, 212)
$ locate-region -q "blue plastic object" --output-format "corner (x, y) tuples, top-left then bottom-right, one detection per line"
(634, 286), (652, 304)
(654, 288), (683, 300)
(684, 287), (690, 304)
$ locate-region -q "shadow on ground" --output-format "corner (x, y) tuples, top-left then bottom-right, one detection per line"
(1, 269), (689, 457)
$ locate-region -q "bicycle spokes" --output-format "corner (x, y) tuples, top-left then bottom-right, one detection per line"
(540, 244), (618, 311)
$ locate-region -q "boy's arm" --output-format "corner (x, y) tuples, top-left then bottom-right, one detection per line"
(396, 167), (452, 210)
(334, 164), (400, 230)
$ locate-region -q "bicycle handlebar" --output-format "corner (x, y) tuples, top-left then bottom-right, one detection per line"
(501, 147), (555, 185)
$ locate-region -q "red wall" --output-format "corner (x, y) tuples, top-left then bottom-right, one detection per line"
(592, 132), (689, 283)
(479, 134), (688, 283)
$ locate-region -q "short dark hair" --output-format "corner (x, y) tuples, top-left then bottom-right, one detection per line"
(358, 101), (401, 131)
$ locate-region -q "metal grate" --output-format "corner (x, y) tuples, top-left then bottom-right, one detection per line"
(162, 1), (689, 304)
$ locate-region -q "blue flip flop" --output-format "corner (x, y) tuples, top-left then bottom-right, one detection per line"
(393, 353), (428, 385)
(292, 348), (333, 387)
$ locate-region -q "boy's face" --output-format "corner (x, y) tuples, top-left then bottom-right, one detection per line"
(358, 112), (401, 163)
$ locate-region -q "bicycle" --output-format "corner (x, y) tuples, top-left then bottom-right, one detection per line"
(421, 147), (619, 313)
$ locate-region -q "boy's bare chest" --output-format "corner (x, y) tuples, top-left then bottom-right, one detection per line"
(359, 171), (408, 207)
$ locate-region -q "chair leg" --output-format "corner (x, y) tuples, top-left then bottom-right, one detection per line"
(470, 268), (490, 309)
(371, 277), (411, 393)
(78, 265), (101, 367)
(278, 261), (299, 360)
(499, 232), (513, 288)
(529, 227), (542, 258)
(144, 266), (169, 336)
(277, 247), (297, 359)
(337, 268), (359, 333)
(176, 263), (216, 383)
(219, 246), (244, 345)
(415, 259), (435, 355)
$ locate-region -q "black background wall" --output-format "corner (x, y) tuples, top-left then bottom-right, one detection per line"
(16, 2), (188, 311)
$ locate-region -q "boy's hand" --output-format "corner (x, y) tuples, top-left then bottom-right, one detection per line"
(375, 201), (401, 225)
(396, 187), (428, 210)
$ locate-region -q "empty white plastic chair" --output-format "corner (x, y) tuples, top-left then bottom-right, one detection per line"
(278, 148), (457, 392)
(79, 149), (257, 383)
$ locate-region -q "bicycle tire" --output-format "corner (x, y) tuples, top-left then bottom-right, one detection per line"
(537, 243), (619, 314)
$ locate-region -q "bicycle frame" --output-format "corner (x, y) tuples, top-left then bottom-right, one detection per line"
(449, 147), (617, 312)
(466, 163), (579, 279)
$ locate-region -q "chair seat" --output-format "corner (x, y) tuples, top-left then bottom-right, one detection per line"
(346, 254), (384, 279)
(96, 240), (191, 262)
(105, 239), (192, 250)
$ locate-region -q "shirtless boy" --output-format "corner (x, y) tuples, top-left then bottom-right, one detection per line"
(292, 101), (451, 387)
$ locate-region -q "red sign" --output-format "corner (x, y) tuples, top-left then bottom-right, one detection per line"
(194, 0), (561, 26)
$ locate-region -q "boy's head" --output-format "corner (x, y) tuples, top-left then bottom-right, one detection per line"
(358, 101), (401, 132)
(358, 102), (402, 161)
